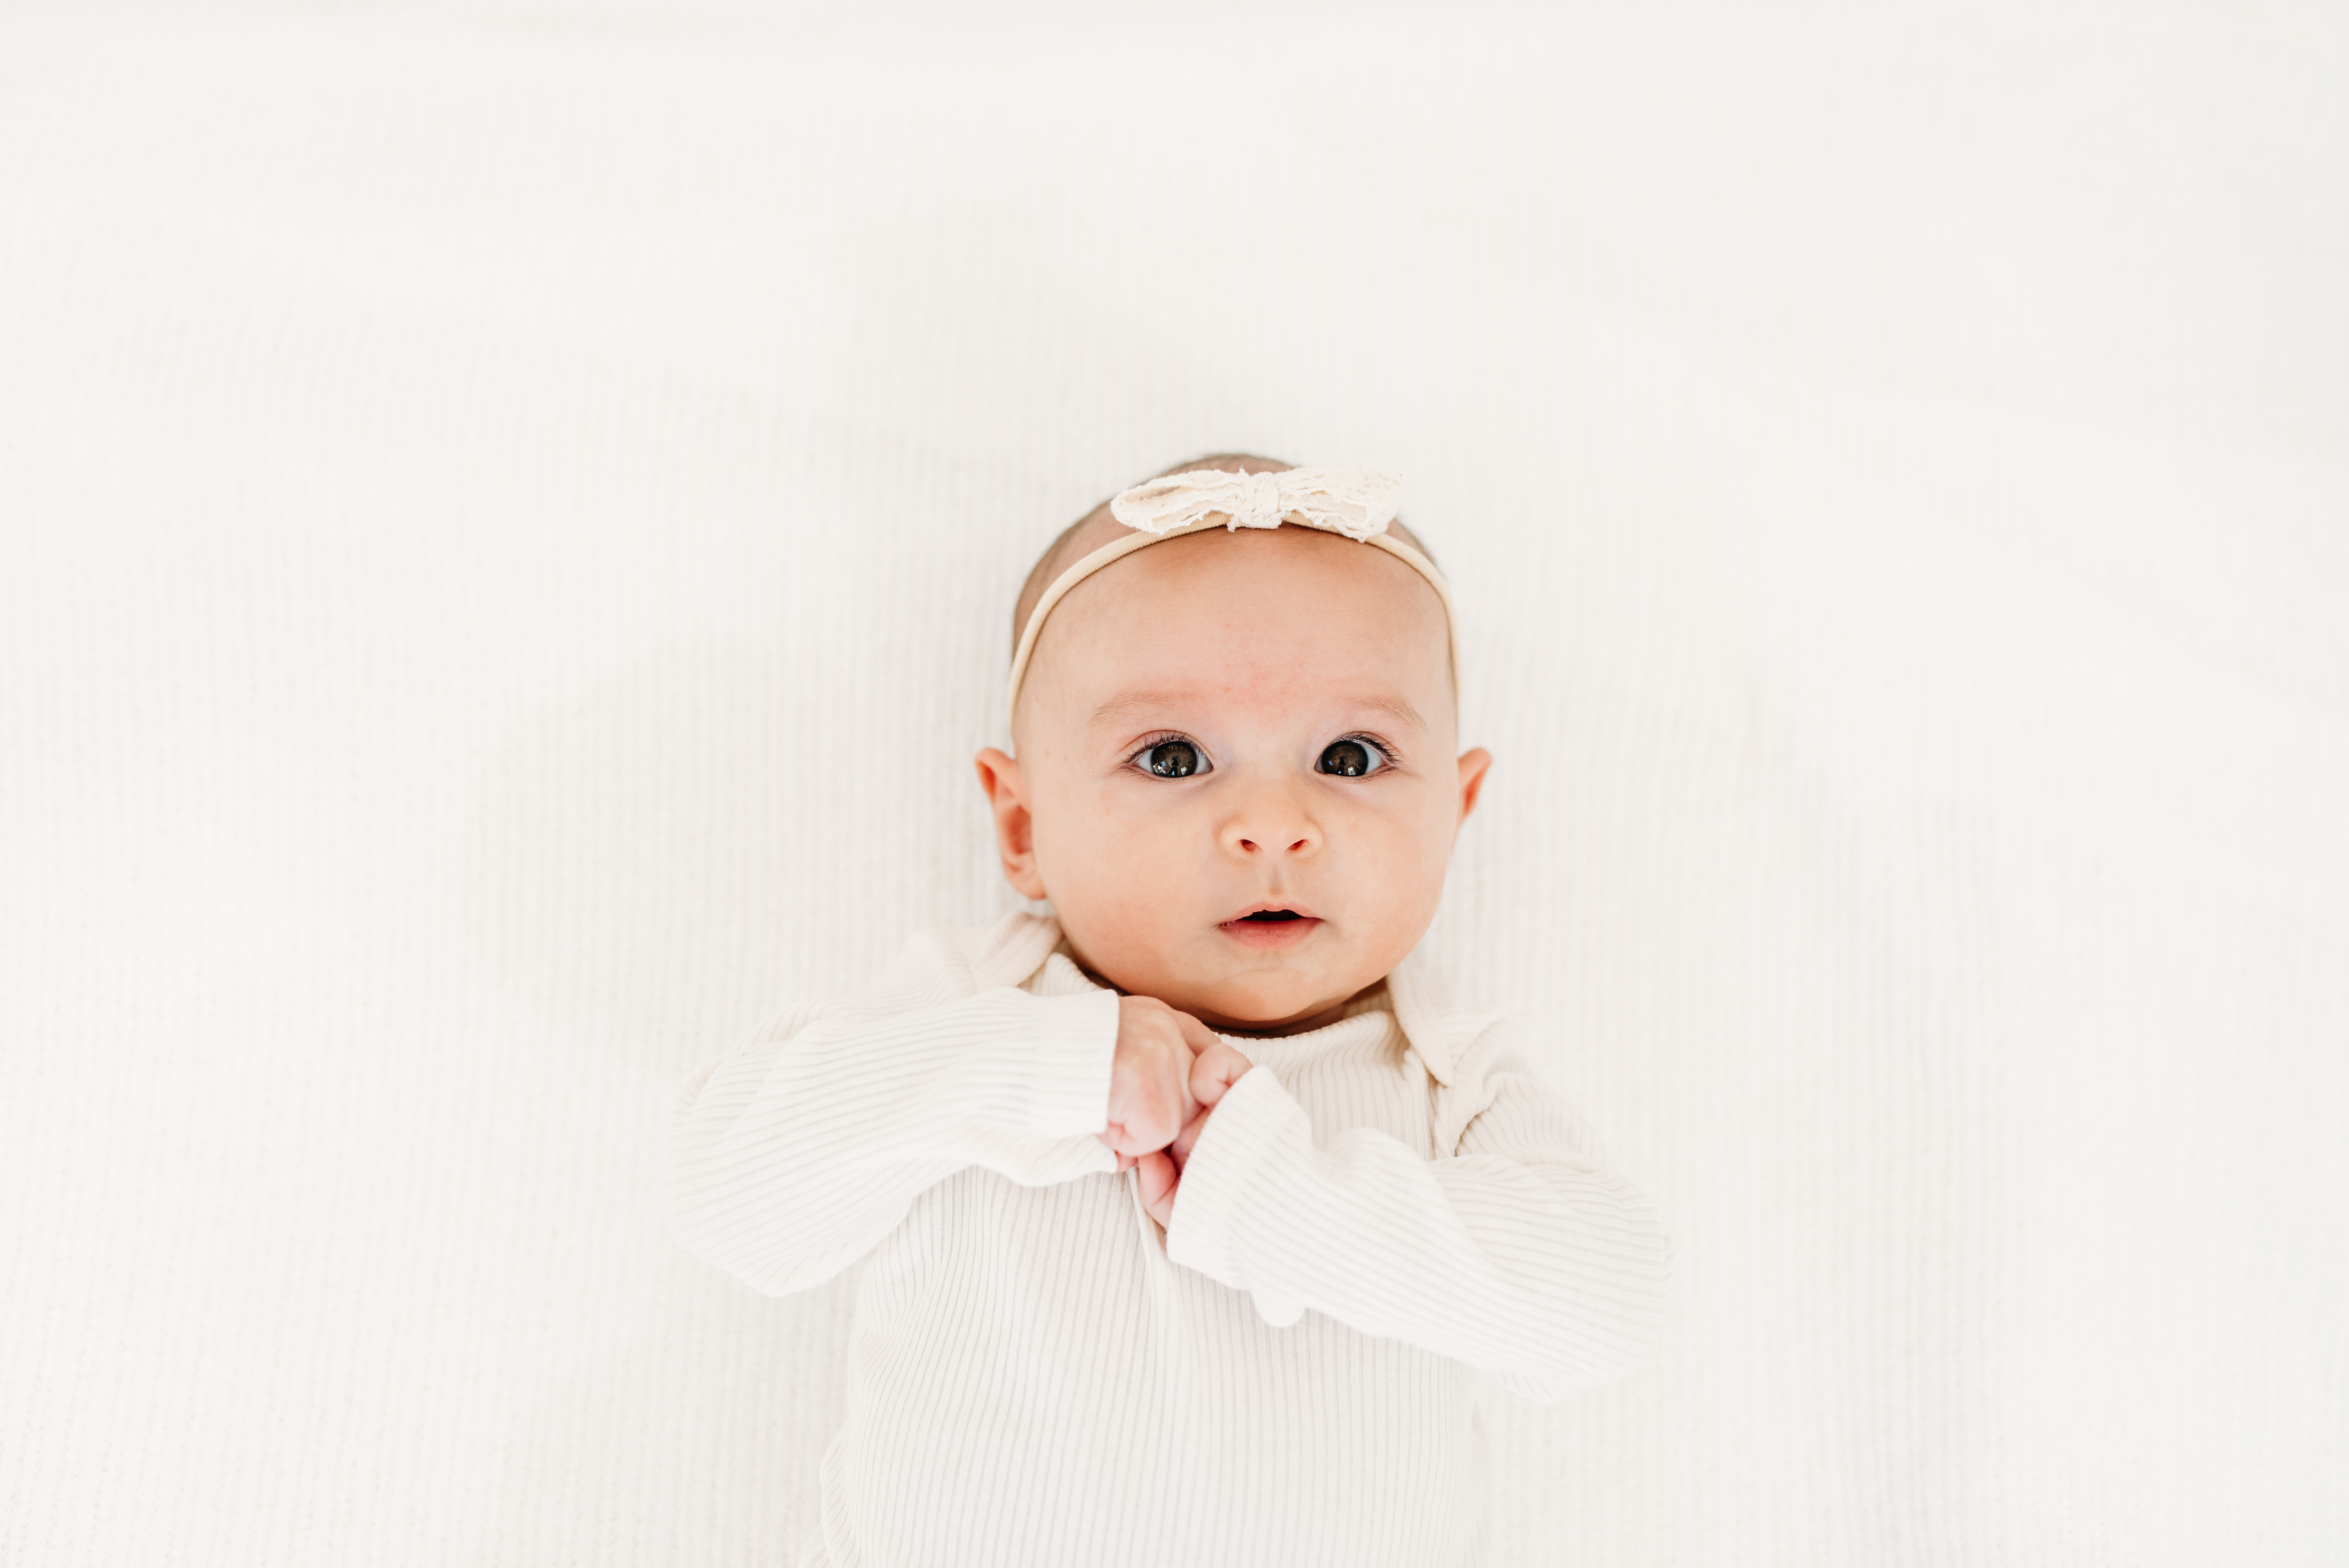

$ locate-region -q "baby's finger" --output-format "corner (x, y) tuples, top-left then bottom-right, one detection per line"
(1107, 1083), (1188, 1156)
(1169, 1105), (1210, 1170)
(1171, 1066), (1202, 1135)
(1106, 1120), (1173, 1158)
(1109, 1081), (1166, 1149)
(1134, 1149), (1179, 1228)
(1189, 1041), (1253, 1107)
(1141, 1068), (1188, 1150)
(1173, 1011), (1224, 1057)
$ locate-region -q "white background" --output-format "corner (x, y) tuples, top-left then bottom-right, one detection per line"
(3, 2), (2344, 1563)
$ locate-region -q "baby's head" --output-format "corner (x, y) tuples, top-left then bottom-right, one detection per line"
(975, 456), (1490, 1035)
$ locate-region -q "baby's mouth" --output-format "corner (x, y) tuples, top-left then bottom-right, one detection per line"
(1218, 905), (1323, 948)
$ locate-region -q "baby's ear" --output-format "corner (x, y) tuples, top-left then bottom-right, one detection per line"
(973, 748), (1048, 900)
(1455, 748), (1492, 825)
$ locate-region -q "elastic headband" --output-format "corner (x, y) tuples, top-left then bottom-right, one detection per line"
(1006, 467), (1458, 722)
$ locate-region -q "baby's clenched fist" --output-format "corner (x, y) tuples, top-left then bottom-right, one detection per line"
(1098, 996), (1221, 1165)
(1134, 1037), (1253, 1229)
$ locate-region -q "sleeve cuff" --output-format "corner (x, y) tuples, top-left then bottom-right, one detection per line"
(1013, 987), (1121, 1140)
(1164, 1064), (1305, 1319)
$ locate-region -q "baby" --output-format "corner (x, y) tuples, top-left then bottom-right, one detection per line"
(663, 455), (1671, 1568)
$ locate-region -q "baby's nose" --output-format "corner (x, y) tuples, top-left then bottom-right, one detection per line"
(1232, 832), (1314, 854)
(1220, 788), (1321, 857)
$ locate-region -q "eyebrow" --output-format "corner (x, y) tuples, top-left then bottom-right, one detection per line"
(1087, 690), (1430, 732)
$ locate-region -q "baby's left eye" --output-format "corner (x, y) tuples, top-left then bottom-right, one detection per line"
(1317, 739), (1387, 777)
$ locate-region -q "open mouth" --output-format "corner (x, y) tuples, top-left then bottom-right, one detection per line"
(1219, 905), (1322, 947)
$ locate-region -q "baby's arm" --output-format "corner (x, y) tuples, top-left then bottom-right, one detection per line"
(663, 934), (1126, 1296)
(1162, 1026), (1671, 1403)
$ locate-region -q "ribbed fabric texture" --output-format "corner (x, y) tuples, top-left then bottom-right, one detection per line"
(663, 915), (1671, 1567)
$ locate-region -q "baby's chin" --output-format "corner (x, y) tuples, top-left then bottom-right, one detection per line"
(1093, 941), (1376, 1035)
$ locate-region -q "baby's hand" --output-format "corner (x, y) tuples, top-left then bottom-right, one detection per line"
(1100, 996), (1220, 1167)
(1135, 1039), (1253, 1229)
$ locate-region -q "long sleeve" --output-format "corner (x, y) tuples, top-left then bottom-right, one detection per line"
(1163, 1026), (1672, 1404)
(661, 933), (1122, 1297)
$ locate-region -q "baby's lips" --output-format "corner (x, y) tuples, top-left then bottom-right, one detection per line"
(1222, 899), (1322, 924)
(1215, 907), (1325, 948)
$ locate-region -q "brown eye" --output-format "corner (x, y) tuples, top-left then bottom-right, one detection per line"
(1317, 739), (1383, 777)
(1141, 740), (1205, 778)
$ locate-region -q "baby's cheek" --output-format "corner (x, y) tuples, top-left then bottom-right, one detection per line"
(1040, 808), (1185, 944)
(1357, 799), (1455, 943)
(1032, 783), (1125, 880)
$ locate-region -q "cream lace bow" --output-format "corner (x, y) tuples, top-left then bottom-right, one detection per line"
(1109, 467), (1405, 541)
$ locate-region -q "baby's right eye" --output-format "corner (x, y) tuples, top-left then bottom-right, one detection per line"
(1135, 739), (1208, 778)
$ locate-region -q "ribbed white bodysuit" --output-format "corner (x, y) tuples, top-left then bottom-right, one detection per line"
(663, 913), (1670, 1568)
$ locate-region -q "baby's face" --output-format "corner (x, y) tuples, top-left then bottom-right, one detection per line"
(979, 523), (1488, 1033)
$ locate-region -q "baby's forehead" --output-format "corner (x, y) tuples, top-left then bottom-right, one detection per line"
(1020, 524), (1456, 745)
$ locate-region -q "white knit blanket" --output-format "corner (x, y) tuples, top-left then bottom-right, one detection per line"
(2, 4), (2342, 1564)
